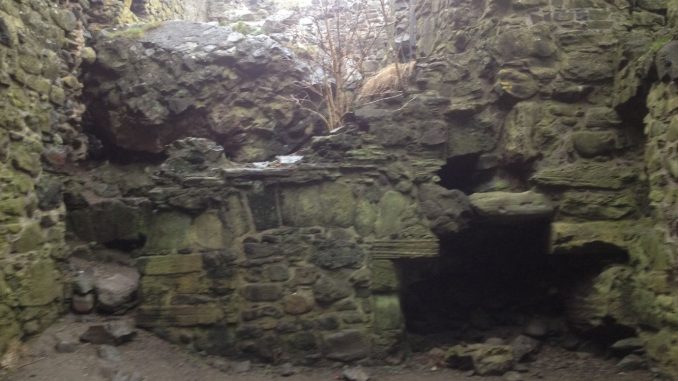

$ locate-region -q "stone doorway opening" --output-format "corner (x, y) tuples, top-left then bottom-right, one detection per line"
(396, 219), (631, 352)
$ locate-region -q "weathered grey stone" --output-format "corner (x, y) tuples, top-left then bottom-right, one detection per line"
(73, 270), (95, 295)
(532, 162), (638, 190)
(80, 321), (136, 346)
(283, 293), (314, 315)
(572, 131), (617, 157)
(468, 191), (553, 222)
(241, 283), (283, 302)
(85, 22), (316, 161)
(560, 191), (636, 220)
(617, 354), (647, 371)
(72, 293), (95, 314)
(313, 276), (352, 304)
(311, 243), (365, 270)
(373, 295), (404, 331)
(36, 177), (63, 211)
(496, 69), (538, 100)
(322, 330), (370, 361)
(54, 332), (79, 353)
(418, 184), (472, 235)
(137, 254), (203, 275)
(510, 335), (541, 362)
(136, 305), (224, 327)
(561, 51), (615, 81)
(68, 199), (150, 246)
(95, 271), (140, 313)
(342, 366), (370, 381)
(656, 41), (678, 81)
(502, 102), (543, 163)
(97, 345), (122, 362)
(611, 337), (644, 356)
(550, 221), (633, 255)
(445, 344), (515, 376)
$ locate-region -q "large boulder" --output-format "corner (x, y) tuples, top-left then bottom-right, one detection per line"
(84, 21), (318, 162)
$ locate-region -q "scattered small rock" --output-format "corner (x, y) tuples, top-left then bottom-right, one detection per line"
(54, 332), (79, 353)
(207, 358), (230, 372)
(510, 335), (541, 362)
(617, 354), (646, 371)
(342, 366), (370, 381)
(445, 343), (515, 376)
(72, 293), (95, 314)
(105, 321), (136, 343)
(100, 363), (142, 381)
(426, 347), (446, 367)
(98, 345), (122, 362)
(80, 321), (136, 345)
(279, 362), (296, 377)
(503, 370), (524, 381)
(611, 337), (644, 356)
(73, 270), (95, 294)
(233, 360), (251, 373)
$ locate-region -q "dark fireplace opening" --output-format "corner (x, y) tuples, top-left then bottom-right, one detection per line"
(396, 220), (630, 352)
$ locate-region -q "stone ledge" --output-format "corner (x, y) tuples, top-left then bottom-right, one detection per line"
(368, 239), (439, 259)
(468, 191), (554, 222)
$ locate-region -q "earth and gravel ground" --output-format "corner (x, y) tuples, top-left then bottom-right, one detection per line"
(1, 315), (663, 381)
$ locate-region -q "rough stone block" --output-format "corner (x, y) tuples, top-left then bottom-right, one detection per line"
(68, 199), (148, 245)
(188, 211), (225, 250)
(241, 283), (283, 302)
(373, 294), (404, 331)
(445, 343), (514, 376)
(560, 191), (636, 220)
(370, 260), (399, 292)
(374, 191), (415, 238)
(322, 329), (370, 361)
(283, 292), (314, 315)
(572, 131), (617, 157)
(550, 221), (634, 255)
(532, 162), (638, 190)
(136, 304), (224, 327)
(313, 276), (351, 304)
(311, 242), (365, 269)
(16, 259), (61, 307)
(468, 191), (553, 222)
(496, 69), (538, 100)
(143, 212), (192, 252)
(280, 183), (356, 228)
(137, 254), (203, 275)
(248, 187), (280, 230)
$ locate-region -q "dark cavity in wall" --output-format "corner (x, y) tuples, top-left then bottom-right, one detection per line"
(436, 154), (485, 193)
(130, 0), (149, 17)
(396, 219), (630, 350)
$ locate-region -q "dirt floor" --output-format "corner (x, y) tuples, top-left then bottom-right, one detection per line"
(0, 315), (665, 381)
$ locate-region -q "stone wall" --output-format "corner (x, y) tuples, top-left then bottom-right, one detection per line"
(83, 21), (319, 162)
(88, 0), (208, 29)
(0, 0), (211, 364)
(64, 138), (461, 362)
(69, 0), (678, 371)
(0, 0), (89, 361)
(407, 0), (678, 375)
